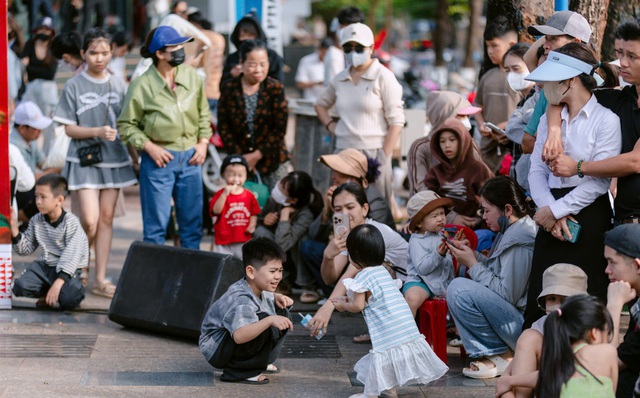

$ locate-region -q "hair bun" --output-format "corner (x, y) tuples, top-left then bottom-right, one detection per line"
(140, 45), (151, 58)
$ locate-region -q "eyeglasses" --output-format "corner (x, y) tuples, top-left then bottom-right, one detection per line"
(342, 44), (367, 54)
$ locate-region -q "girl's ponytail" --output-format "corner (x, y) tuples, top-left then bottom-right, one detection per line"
(535, 295), (613, 398)
(536, 309), (575, 398)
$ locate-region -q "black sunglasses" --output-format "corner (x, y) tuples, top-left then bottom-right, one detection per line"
(343, 44), (367, 54)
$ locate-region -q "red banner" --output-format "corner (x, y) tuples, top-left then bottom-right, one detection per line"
(1, 2), (13, 308)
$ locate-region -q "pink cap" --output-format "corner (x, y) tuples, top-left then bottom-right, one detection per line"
(457, 105), (482, 116)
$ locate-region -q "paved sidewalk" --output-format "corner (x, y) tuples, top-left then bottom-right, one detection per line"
(2, 187), (624, 397)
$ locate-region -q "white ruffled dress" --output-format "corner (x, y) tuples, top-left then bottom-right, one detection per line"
(344, 266), (448, 396)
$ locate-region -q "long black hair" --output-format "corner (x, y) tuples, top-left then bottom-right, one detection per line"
(280, 171), (323, 217)
(140, 28), (160, 65)
(536, 294), (613, 398)
(478, 176), (536, 218)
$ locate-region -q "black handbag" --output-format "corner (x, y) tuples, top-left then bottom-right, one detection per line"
(78, 143), (103, 166)
(77, 78), (110, 167)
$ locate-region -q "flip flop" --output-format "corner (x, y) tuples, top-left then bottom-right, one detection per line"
(220, 374), (269, 385)
(265, 364), (280, 374)
(300, 290), (320, 304)
(353, 333), (371, 344)
(462, 355), (511, 379)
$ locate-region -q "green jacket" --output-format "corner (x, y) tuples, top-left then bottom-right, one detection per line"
(118, 64), (212, 151)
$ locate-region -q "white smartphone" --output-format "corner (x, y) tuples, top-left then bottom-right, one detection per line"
(485, 122), (506, 135)
(332, 213), (350, 238)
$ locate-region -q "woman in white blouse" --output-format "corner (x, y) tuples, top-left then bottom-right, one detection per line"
(315, 23), (405, 208)
(523, 42), (621, 328)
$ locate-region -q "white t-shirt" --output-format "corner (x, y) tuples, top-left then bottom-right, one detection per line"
(295, 52), (325, 101)
(324, 45), (345, 86)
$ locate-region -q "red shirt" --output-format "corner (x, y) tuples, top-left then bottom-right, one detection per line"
(210, 188), (261, 245)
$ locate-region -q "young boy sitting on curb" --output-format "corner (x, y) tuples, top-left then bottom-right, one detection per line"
(10, 174), (88, 309)
(402, 190), (456, 317)
(495, 263), (588, 398)
(199, 237), (293, 384)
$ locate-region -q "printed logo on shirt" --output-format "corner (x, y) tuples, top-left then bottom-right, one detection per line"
(225, 202), (252, 227)
(441, 178), (467, 201)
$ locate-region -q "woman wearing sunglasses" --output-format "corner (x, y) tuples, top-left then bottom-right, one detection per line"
(315, 23), (405, 209)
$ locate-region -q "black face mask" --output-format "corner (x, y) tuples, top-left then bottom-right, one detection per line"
(167, 48), (185, 67)
(36, 33), (51, 41)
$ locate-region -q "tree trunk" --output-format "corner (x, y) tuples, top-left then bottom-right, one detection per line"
(434, 0), (451, 66)
(463, 0), (483, 67)
(602, 0), (640, 61)
(368, 0), (380, 29)
(480, 0), (553, 77)
(569, 0), (611, 57)
(517, 0), (555, 43)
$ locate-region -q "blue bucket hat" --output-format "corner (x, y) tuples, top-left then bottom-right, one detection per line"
(148, 26), (194, 54)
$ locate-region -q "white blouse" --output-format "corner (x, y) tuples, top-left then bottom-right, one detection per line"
(528, 95), (621, 219)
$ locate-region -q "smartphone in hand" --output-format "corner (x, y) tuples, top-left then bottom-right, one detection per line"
(439, 231), (460, 249)
(563, 220), (581, 243)
(485, 122), (506, 136)
(333, 213), (350, 238)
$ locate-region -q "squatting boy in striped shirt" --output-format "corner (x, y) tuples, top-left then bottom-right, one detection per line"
(10, 175), (88, 309)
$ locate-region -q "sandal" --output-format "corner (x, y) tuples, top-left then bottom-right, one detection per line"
(91, 280), (116, 298)
(265, 363), (280, 374)
(353, 333), (371, 344)
(300, 290), (320, 304)
(449, 338), (463, 347)
(220, 374), (269, 385)
(79, 267), (89, 288)
(462, 354), (511, 379)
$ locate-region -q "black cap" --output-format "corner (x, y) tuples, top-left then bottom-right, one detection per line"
(604, 224), (640, 260)
(220, 154), (249, 174)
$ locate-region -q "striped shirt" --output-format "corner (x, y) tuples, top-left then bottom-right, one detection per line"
(350, 266), (421, 351)
(12, 211), (89, 279)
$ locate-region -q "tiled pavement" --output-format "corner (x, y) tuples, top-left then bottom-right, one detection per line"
(1, 187), (625, 397)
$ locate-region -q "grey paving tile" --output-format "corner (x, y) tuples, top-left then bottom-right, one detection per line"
(3, 386), (146, 398)
(80, 371), (214, 386)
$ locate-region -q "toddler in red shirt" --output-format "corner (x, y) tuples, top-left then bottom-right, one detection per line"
(210, 155), (261, 259)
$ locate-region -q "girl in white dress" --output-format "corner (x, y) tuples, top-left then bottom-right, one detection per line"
(332, 224), (448, 398)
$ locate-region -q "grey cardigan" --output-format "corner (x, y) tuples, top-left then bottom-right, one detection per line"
(467, 216), (538, 313)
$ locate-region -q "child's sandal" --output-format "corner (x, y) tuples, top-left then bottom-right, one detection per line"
(91, 280), (116, 298)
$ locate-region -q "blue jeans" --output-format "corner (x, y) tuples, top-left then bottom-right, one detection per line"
(300, 239), (332, 296)
(139, 148), (203, 249)
(446, 278), (523, 358)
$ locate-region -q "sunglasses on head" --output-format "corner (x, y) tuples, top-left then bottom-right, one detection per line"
(343, 44), (367, 54)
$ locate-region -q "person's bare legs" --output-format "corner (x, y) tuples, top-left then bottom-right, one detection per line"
(94, 189), (119, 287)
(403, 286), (430, 317)
(74, 189), (99, 287)
(75, 188), (119, 290)
(495, 329), (542, 398)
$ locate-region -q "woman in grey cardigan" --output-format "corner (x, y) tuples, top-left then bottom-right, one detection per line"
(444, 176), (537, 380)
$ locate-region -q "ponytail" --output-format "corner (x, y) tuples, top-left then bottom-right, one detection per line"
(535, 295), (613, 398)
(554, 42), (619, 90)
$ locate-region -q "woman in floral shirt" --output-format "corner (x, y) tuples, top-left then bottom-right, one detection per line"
(218, 39), (290, 189)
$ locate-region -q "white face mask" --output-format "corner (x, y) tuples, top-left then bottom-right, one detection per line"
(507, 70), (532, 92)
(459, 117), (472, 130)
(544, 80), (571, 106)
(346, 51), (371, 68)
(270, 183), (290, 206)
(545, 303), (561, 314)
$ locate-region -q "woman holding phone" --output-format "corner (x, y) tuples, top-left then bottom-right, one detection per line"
(307, 182), (407, 340)
(523, 42), (621, 328)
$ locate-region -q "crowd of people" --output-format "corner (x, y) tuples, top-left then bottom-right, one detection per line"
(5, 2), (640, 398)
